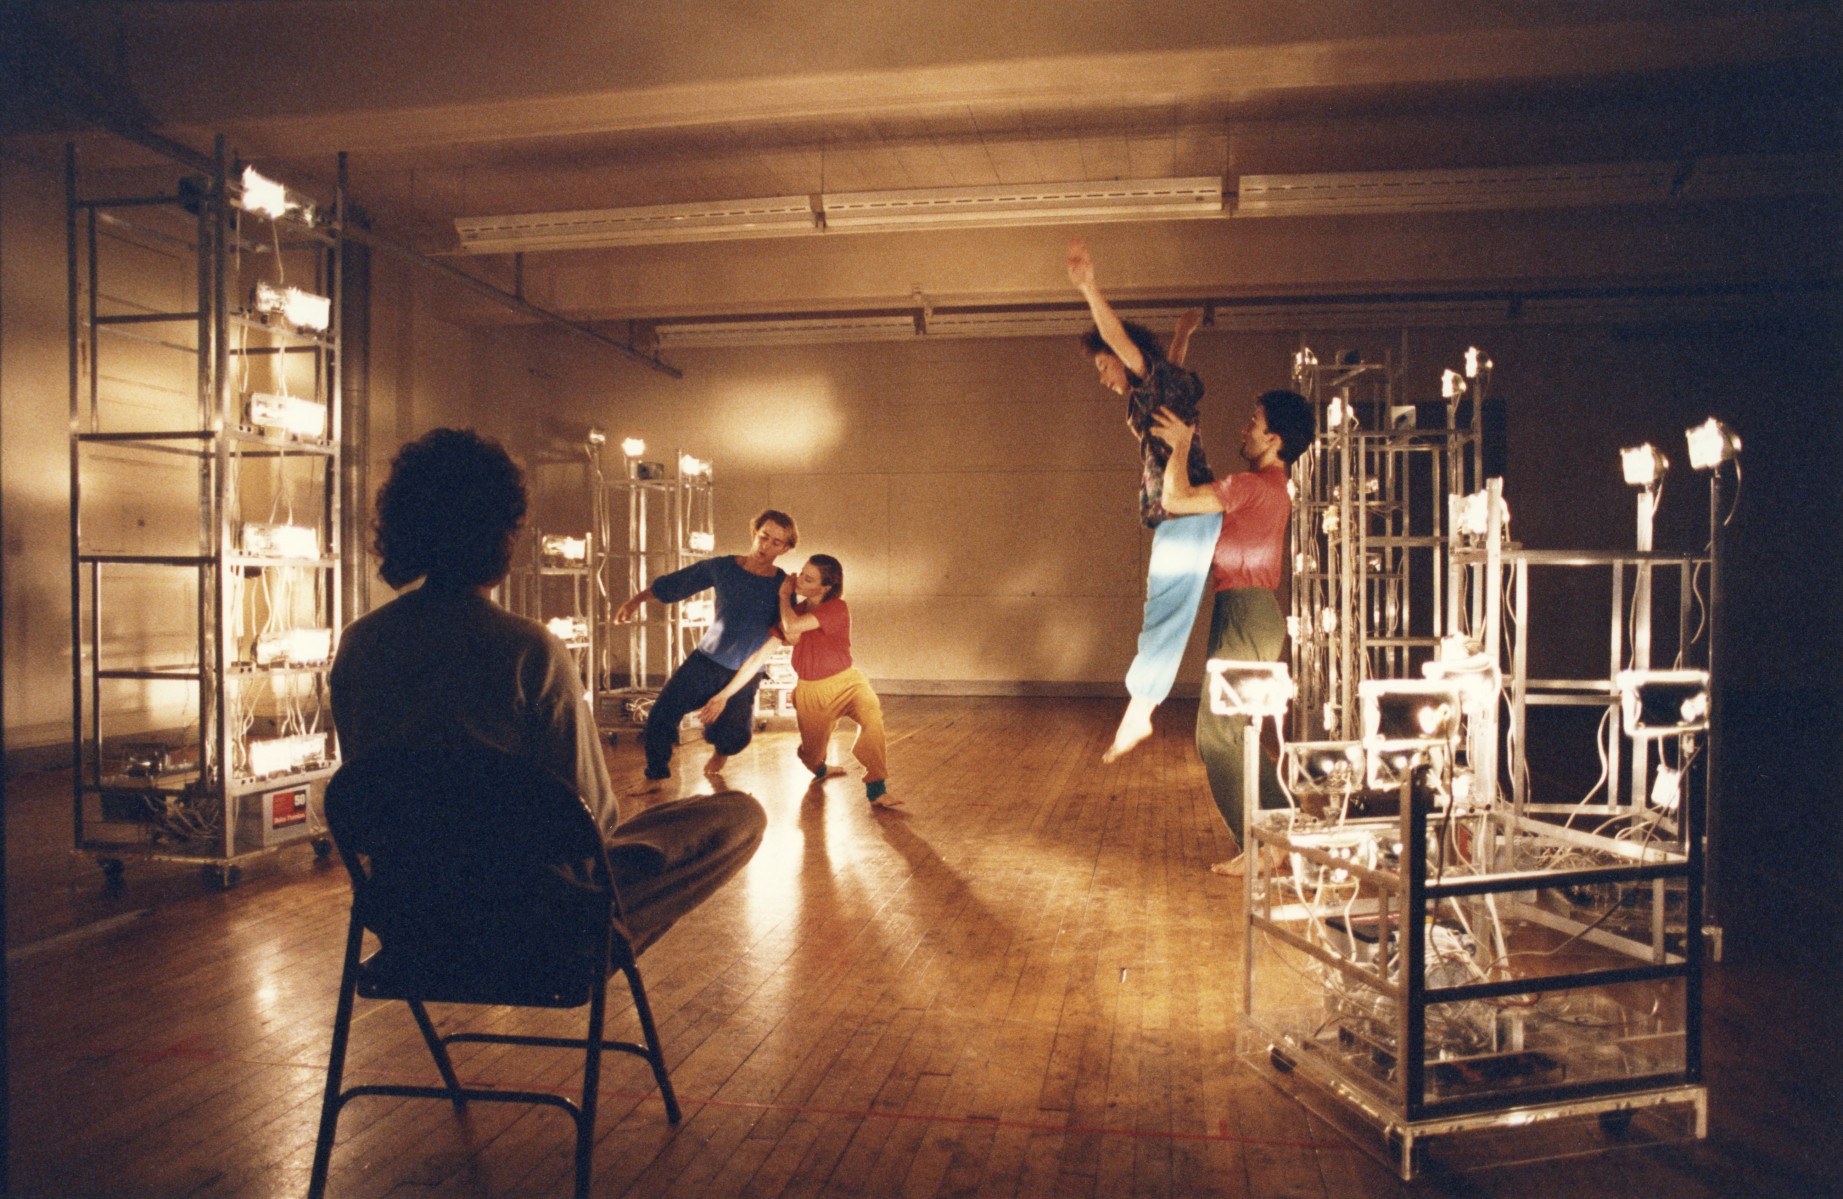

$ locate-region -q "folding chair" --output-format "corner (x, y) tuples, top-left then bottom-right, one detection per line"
(307, 745), (681, 1199)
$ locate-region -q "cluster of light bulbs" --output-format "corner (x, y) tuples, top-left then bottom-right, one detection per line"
(1621, 417), (1741, 486)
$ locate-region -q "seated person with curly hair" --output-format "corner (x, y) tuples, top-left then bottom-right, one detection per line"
(330, 428), (765, 948)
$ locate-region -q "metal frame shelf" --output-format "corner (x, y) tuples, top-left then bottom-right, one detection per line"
(68, 138), (343, 887)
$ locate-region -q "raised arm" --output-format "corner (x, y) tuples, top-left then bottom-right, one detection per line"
(1066, 238), (1146, 378)
(778, 573), (820, 641)
(1151, 407), (1222, 515)
(1168, 308), (1203, 368)
(696, 635), (781, 726)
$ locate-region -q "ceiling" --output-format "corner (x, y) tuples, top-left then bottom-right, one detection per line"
(7, 1), (1838, 344)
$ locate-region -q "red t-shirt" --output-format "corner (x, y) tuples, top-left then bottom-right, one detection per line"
(1210, 464), (1292, 592)
(788, 597), (853, 681)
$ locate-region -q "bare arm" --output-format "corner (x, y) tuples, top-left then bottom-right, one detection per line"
(1066, 238), (1146, 378)
(778, 573), (820, 640)
(696, 636), (780, 725)
(1150, 407), (1222, 515)
(1168, 308), (1203, 368)
(613, 588), (654, 623)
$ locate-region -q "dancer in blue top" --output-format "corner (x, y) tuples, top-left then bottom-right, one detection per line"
(614, 509), (797, 785)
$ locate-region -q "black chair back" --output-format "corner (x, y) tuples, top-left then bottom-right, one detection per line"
(324, 744), (616, 1006)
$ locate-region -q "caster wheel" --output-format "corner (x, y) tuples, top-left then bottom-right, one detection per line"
(607, 731), (619, 746)
(312, 837), (333, 859)
(98, 857), (125, 886)
(1270, 1046), (1296, 1073)
(1599, 1109), (1633, 1136)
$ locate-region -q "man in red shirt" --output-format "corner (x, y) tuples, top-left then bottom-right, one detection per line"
(1151, 390), (1313, 873)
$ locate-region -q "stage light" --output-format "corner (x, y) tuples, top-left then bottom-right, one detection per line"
(546, 616), (589, 644)
(1423, 637), (1500, 715)
(1442, 368), (1466, 399)
(1620, 444), (1668, 488)
(239, 165), (312, 223)
(1205, 660), (1293, 718)
(679, 453), (709, 478)
(251, 281), (330, 331)
(621, 438), (645, 458)
(1456, 488), (1510, 542)
(1685, 417), (1741, 470)
(1616, 669), (1710, 739)
(586, 427), (606, 447)
(540, 534), (587, 562)
(247, 392), (327, 440)
(1465, 346), (1491, 378)
(240, 522), (320, 559)
(1362, 679), (1462, 745)
(1282, 741), (1365, 795)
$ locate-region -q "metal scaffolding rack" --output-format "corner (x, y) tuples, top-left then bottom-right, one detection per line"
(67, 138), (343, 887)
(590, 442), (715, 725)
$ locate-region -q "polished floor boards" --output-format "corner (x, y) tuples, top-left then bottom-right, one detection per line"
(6, 696), (1838, 1197)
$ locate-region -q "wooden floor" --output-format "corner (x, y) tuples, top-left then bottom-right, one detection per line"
(5, 696), (1838, 1198)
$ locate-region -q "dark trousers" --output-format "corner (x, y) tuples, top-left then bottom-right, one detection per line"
(607, 790), (767, 952)
(1195, 587), (1288, 845)
(643, 650), (766, 780)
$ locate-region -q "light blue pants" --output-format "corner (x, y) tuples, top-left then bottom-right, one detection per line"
(1123, 512), (1223, 703)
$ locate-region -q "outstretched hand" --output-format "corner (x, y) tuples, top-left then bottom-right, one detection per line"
(1065, 237), (1095, 289)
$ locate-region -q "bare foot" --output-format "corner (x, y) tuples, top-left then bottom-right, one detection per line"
(1102, 697), (1156, 763)
(704, 753), (729, 776)
(870, 791), (905, 808)
(631, 776), (667, 795)
(1209, 854), (1246, 878)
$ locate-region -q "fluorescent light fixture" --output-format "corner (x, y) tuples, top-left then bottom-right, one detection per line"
(655, 314), (918, 347)
(621, 438), (645, 458)
(454, 195), (818, 252)
(252, 281), (330, 331)
(247, 392), (328, 440)
(1620, 444), (1669, 487)
(1616, 669), (1710, 739)
(1282, 741), (1366, 795)
(821, 177), (1223, 234)
(1204, 660), (1292, 718)
(540, 534), (588, 562)
(1236, 162), (1679, 217)
(1685, 417), (1741, 470)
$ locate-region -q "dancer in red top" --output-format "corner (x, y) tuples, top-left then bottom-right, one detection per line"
(701, 554), (898, 807)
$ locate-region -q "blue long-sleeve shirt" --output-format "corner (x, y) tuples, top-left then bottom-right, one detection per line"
(649, 556), (786, 669)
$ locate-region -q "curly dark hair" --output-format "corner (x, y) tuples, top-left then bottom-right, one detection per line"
(372, 428), (527, 589)
(1258, 390), (1316, 467)
(1079, 320), (1165, 384)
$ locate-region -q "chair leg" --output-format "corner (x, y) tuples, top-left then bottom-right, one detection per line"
(575, 977), (609, 1199)
(407, 999), (466, 1107)
(308, 917), (365, 1199)
(619, 961), (681, 1123)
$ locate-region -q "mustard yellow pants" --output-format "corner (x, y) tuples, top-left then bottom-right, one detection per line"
(793, 667), (887, 782)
